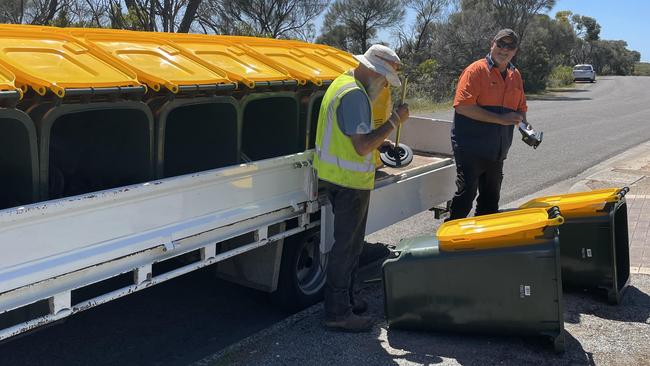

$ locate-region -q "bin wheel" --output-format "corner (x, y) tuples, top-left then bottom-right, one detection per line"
(271, 229), (328, 311)
(380, 143), (414, 167)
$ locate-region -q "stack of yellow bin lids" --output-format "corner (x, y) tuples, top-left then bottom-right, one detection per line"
(223, 36), (355, 86)
(156, 33), (296, 88)
(0, 24), (359, 96)
(63, 28), (233, 93)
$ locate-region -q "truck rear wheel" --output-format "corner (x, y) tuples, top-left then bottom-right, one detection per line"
(271, 228), (327, 311)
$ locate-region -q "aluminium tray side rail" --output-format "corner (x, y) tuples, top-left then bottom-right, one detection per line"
(0, 152), (318, 341)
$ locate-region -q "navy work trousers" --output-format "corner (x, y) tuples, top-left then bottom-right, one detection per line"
(323, 182), (370, 321)
(448, 149), (504, 220)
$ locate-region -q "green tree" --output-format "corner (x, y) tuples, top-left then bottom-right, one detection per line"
(396, 0), (448, 65)
(197, 0), (327, 39)
(518, 35), (552, 91)
(489, 0), (555, 40)
(524, 14), (576, 67)
(318, 0), (404, 54)
(571, 14), (600, 41)
(591, 40), (641, 75)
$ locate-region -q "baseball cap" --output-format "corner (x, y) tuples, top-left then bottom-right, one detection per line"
(493, 28), (519, 46)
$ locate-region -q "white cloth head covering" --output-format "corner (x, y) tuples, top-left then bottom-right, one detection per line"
(354, 44), (401, 87)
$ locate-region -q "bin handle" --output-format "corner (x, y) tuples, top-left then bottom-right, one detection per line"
(546, 206), (564, 225)
(616, 187), (629, 201)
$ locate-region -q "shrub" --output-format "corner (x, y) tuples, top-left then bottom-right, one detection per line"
(633, 62), (650, 76)
(547, 66), (574, 88)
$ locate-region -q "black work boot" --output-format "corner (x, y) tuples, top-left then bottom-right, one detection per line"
(324, 314), (374, 333)
(352, 298), (368, 315)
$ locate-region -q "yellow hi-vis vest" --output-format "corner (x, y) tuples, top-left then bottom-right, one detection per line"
(313, 73), (375, 190)
(371, 86), (392, 168)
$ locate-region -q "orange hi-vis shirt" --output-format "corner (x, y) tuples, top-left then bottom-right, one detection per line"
(453, 57), (527, 113)
(451, 56), (527, 161)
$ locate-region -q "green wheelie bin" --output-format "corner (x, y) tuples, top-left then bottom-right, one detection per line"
(520, 187), (630, 304)
(0, 107), (39, 210)
(383, 207), (566, 352)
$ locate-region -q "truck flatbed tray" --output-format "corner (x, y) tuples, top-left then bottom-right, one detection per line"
(375, 152), (453, 186)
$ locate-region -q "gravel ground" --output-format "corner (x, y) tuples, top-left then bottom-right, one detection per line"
(195, 270), (650, 366)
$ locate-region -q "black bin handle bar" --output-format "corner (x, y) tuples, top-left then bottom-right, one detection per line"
(616, 187), (630, 201)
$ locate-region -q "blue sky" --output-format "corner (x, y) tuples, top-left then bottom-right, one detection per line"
(318, 1), (648, 62)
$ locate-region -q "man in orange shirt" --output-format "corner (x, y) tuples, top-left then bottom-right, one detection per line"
(448, 29), (527, 220)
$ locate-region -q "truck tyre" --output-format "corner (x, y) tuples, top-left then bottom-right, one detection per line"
(271, 228), (328, 311)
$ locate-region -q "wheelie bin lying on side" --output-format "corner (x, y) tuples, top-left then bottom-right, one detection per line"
(0, 64), (38, 210)
(65, 29), (244, 179)
(0, 28), (153, 201)
(383, 207), (566, 352)
(160, 34), (312, 163)
(519, 187), (630, 304)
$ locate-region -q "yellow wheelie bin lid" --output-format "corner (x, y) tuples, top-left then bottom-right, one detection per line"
(0, 28), (141, 97)
(65, 28), (234, 93)
(437, 208), (564, 251)
(0, 63), (22, 99)
(519, 187), (628, 218)
(225, 36), (348, 85)
(287, 42), (358, 73)
(160, 33), (297, 89)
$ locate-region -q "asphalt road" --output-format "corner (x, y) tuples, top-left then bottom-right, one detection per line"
(423, 76), (650, 205)
(2, 76), (649, 365)
(370, 75), (650, 243)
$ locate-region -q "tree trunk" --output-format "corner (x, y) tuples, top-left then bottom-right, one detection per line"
(178, 0), (201, 33)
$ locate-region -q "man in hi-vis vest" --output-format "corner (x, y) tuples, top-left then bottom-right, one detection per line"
(314, 45), (409, 332)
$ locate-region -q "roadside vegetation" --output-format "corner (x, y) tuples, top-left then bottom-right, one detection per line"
(547, 66), (575, 88)
(0, 0), (640, 102)
(634, 62), (650, 76)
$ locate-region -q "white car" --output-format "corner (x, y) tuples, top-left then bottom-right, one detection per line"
(573, 64), (596, 83)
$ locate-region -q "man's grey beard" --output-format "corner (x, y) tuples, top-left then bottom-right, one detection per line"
(366, 77), (385, 101)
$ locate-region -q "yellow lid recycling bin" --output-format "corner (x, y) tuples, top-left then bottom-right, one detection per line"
(520, 187), (630, 303)
(383, 207), (566, 352)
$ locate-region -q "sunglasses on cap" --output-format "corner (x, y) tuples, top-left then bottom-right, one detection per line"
(496, 39), (517, 50)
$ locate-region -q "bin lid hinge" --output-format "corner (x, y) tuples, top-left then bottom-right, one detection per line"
(253, 79), (299, 89)
(53, 86), (147, 103)
(178, 83), (237, 94)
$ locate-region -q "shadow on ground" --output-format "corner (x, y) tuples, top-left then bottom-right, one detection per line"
(564, 285), (650, 324)
(381, 323), (593, 365)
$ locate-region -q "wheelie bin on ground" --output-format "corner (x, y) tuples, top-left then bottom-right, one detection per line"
(0, 28), (153, 200)
(383, 207), (566, 352)
(519, 188), (630, 303)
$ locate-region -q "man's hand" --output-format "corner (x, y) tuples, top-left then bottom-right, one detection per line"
(394, 103), (410, 124)
(379, 139), (394, 151)
(500, 112), (524, 125)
